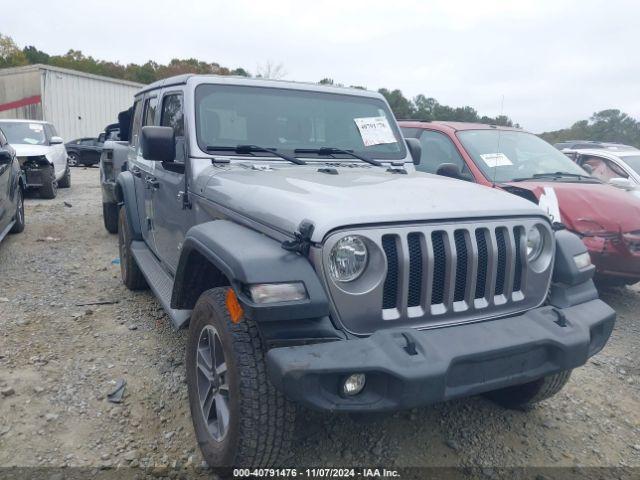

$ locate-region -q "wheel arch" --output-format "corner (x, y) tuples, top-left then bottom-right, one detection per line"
(114, 171), (142, 240)
(171, 220), (330, 322)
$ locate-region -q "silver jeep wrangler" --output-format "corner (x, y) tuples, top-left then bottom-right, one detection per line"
(114, 74), (615, 469)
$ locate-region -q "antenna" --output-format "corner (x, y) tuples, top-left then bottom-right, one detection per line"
(492, 94), (505, 188)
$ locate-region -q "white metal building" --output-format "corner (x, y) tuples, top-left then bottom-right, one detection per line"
(0, 64), (143, 140)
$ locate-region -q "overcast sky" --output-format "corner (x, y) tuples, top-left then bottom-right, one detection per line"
(3, 0), (638, 132)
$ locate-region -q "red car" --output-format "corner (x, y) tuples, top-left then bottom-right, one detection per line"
(399, 121), (640, 286)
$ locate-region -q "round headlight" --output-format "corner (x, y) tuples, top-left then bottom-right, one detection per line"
(329, 235), (368, 282)
(526, 225), (545, 261)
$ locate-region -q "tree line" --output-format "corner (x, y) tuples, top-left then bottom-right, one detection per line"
(2, 33), (638, 145)
(1, 33), (513, 126)
(539, 109), (640, 148)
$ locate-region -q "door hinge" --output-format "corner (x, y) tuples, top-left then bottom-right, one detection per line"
(178, 191), (192, 210)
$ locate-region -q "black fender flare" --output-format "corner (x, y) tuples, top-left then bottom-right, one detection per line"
(114, 171), (142, 240)
(172, 220), (330, 322)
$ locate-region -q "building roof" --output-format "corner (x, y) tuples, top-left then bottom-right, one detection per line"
(0, 64), (144, 88)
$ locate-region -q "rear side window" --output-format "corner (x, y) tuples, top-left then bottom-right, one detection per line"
(161, 93), (185, 162)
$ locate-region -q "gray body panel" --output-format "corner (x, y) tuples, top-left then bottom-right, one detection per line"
(195, 162), (545, 242)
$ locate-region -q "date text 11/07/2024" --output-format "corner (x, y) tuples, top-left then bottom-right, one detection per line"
(233, 468), (401, 478)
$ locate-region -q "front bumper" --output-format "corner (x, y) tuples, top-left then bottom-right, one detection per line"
(266, 299), (614, 412)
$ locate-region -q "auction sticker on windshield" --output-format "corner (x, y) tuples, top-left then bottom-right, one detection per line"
(480, 152), (513, 167)
(354, 116), (397, 146)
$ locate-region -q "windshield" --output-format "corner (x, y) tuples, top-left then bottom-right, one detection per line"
(457, 130), (588, 182)
(0, 122), (47, 145)
(195, 84), (406, 160)
(621, 155), (640, 175)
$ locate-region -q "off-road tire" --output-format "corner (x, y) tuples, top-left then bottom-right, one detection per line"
(9, 188), (25, 234)
(186, 288), (296, 469)
(58, 166), (71, 188)
(103, 202), (119, 234)
(38, 166), (57, 199)
(485, 370), (572, 409)
(118, 206), (147, 290)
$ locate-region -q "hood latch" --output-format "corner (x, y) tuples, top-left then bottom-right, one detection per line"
(282, 220), (315, 256)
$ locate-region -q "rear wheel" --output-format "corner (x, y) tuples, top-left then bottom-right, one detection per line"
(58, 165), (71, 188)
(67, 152), (79, 167)
(118, 206), (147, 290)
(186, 288), (295, 469)
(38, 166), (57, 199)
(9, 188), (25, 234)
(103, 202), (119, 234)
(485, 370), (572, 409)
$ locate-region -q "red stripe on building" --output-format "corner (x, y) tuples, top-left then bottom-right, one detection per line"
(0, 95), (42, 113)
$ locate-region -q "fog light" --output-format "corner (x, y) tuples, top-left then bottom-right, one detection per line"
(342, 373), (366, 396)
(573, 252), (592, 270)
(247, 282), (307, 304)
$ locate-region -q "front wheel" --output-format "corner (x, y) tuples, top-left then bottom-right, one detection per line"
(484, 370), (572, 409)
(10, 188), (25, 234)
(103, 202), (119, 234)
(118, 206), (147, 290)
(186, 288), (295, 469)
(58, 166), (71, 188)
(38, 166), (57, 199)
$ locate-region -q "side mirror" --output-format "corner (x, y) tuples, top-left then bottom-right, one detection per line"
(609, 177), (634, 190)
(405, 138), (422, 165)
(436, 163), (467, 180)
(141, 126), (175, 162)
(581, 163), (593, 175)
(0, 149), (12, 164)
(50, 136), (64, 145)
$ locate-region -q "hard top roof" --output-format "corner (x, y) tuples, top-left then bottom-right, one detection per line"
(135, 74), (384, 100)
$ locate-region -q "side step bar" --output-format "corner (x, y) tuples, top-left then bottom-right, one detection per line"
(130, 240), (191, 329)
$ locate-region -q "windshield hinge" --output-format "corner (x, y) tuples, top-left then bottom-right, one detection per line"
(281, 220), (315, 256)
(178, 191), (192, 210)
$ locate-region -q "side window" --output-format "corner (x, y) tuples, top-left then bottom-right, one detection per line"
(133, 96), (158, 155)
(49, 125), (58, 137)
(161, 93), (185, 162)
(416, 130), (470, 176)
(130, 99), (143, 150)
(582, 156), (628, 181)
(0, 130), (6, 146)
(143, 97), (158, 127)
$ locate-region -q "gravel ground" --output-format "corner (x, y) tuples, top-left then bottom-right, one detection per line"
(0, 168), (639, 477)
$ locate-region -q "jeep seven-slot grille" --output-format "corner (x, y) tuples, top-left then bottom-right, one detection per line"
(381, 225), (525, 315)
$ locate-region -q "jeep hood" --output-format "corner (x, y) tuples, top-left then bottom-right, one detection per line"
(201, 165), (547, 242)
(502, 181), (640, 234)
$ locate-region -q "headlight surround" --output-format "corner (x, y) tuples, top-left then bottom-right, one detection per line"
(329, 235), (368, 282)
(526, 224), (545, 261)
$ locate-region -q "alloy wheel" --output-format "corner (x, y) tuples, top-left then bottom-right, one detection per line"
(196, 325), (230, 441)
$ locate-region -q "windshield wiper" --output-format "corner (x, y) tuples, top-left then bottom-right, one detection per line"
(294, 147), (383, 167)
(511, 172), (596, 182)
(205, 144), (306, 165)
